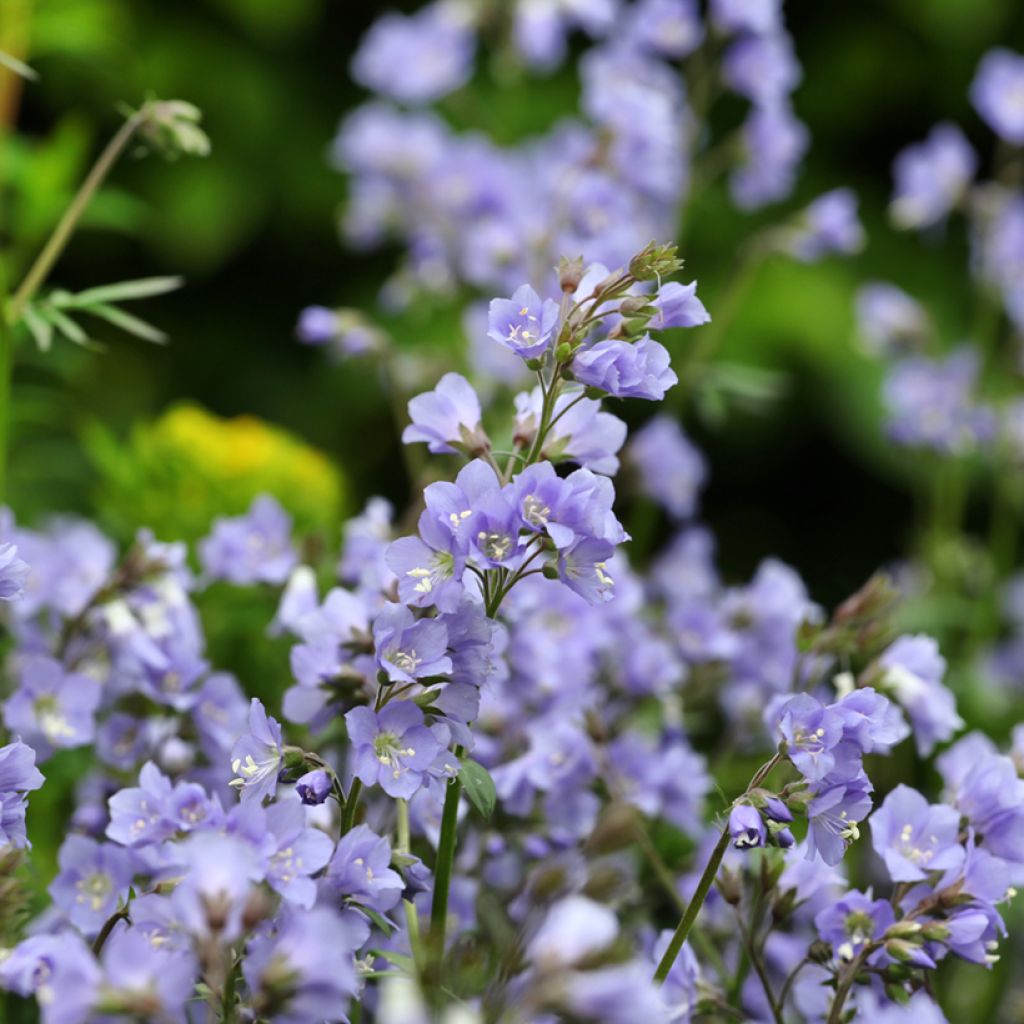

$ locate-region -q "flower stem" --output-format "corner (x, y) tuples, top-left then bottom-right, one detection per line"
(653, 753), (782, 983)
(341, 779), (363, 833)
(395, 799), (423, 969)
(7, 105), (149, 325)
(826, 945), (872, 1024)
(427, 744), (464, 969)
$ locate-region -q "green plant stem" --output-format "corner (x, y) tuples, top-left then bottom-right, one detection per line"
(0, 282), (11, 504)
(341, 779), (362, 833)
(7, 105), (148, 324)
(396, 799), (423, 968)
(736, 907), (784, 1024)
(827, 946), (873, 1024)
(653, 753), (781, 983)
(427, 744), (465, 969)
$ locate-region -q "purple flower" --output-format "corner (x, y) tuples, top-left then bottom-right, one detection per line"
(731, 102), (809, 210)
(572, 335), (678, 401)
(402, 372), (487, 456)
(385, 528), (465, 613)
(99, 927), (198, 1024)
(229, 698), (285, 804)
(351, 2), (475, 105)
(729, 804), (766, 849)
(327, 823), (403, 913)
(786, 188), (865, 262)
(629, 0), (703, 59)
(870, 784), (965, 882)
(0, 739), (44, 849)
(649, 280), (710, 330)
(0, 541), (28, 600)
(971, 48), (1024, 144)
(628, 416), (706, 519)
(883, 348), (994, 455)
(527, 895), (618, 965)
(806, 771), (874, 866)
(296, 305), (339, 345)
(242, 906), (367, 1024)
(347, 701), (442, 798)
(372, 602), (452, 684)
(199, 495), (297, 586)
(3, 654), (102, 758)
(487, 284), (560, 359)
(0, 932), (101, 1024)
(775, 694), (845, 782)
(711, 0), (782, 34)
(557, 537), (618, 604)
(855, 282), (931, 355)
(878, 635), (963, 755)
(890, 123), (976, 230)
(296, 769), (332, 805)
(49, 835), (136, 935)
(723, 32), (801, 108)
(814, 890), (894, 963)
(170, 832), (264, 940)
(262, 795), (335, 908)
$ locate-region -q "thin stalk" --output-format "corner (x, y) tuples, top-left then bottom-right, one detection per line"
(7, 105), (149, 324)
(341, 779), (363, 833)
(827, 945), (874, 1024)
(396, 799), (423, 969)
(777, 956), (811, 1011)
(0, 268), (11, 504)
(426, 743), (465, 984)
(654, 754), (782, 983)
(736, 908), (784, 1024)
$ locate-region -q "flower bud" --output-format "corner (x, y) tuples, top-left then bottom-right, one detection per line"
(628, 241), (683, 281)
(885, 920), (923, 941)
(921, 921), (951, 942)
(296, 769), (332, 806)
(558, 255), (585, 293)
(586, 803), (640, 854)
(885, 939), (936, 968)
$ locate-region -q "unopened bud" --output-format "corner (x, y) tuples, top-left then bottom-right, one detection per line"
(587, 803), (640, 854)
(542, 563), (560, 581)
(885, 920), (923, 941)
(921, 922), (951, 942)
(628, 241), (683, 282)
(558, 255), (585, 293)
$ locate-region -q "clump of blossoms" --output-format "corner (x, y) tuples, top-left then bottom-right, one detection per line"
(0, 238), (1018, 1024)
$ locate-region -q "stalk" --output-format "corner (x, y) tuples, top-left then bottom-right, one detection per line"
(653, 753), (781, 983)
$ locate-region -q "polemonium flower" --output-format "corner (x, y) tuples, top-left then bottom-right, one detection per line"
(870, 784), (965, 882)
(884, 347), (995, 455)
(971, 48), (1024, 145)
(527, 895), (618, 966)
(890, 123), (976, 229)
(229, 698), (285, 804)
(775, 694), (845, 782)
(513, 387), (627, 476)
(0, 541), (28, 600)
(0, 739), (44, 848)
(242, 906), (368, 1024)
(372, 602), (452, 684)
(296, 769), (332, 805)
(854, 282), (931, 355)
(346, 701), (442, 798)
(711, 0), (781, 34)
(723, 32), (801, 108)
(729, 804), (766, 849)
(814, 890), (894, 963)
(351, 2), (475, 105)
(487, 284), (560, 359)
(262, 796), (334, 908)
(786, 188), (865, 262)
(49, 835), (136, 935)
(327, 823), (403, 912)
(296, 305), (339, 345)
(558, 537), (618, 604)
(806, 771), (873, 866)
(877, 635), (963, 755)
(4, 655), (102, 758)
(572, 335), (678, 400)
(731, 103), (809, 210)
(106, 761), (176, 847)
(649, 280), (710, 330)
(385, 526), (465, 613)
(402, 372), (487, 455)
(0, 932), (101, 1024)
(99, 927), (198, 1024)
(629, 0), (703, 58)
(628, 416), (706, 519)
(199, 495), (297, 586)
(170, 832), (264, 940)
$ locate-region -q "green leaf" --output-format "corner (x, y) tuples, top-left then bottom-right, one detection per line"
(45, 308), (90, 346)
(0, 50), (38, 81)
(83, 302), (168, 344)
(68, 276), (184, 306)
(368, 949), (415, 973)
(21, 305), (53, 352)
(357, 906), (395, 936)
(458, 758), (496, 819)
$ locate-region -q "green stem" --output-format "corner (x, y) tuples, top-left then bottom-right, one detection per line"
(428, 744), (465, 961)
(341, 779), (362, 833)
(395, 799), (423, 969)
(653, 753), (781, 983)
(826, 946), (873, 1024)
(0, 277), (11, 504)
(7, 104), (148, 324)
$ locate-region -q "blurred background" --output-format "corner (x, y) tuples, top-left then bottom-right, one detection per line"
(1, 0), (1023, 601)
